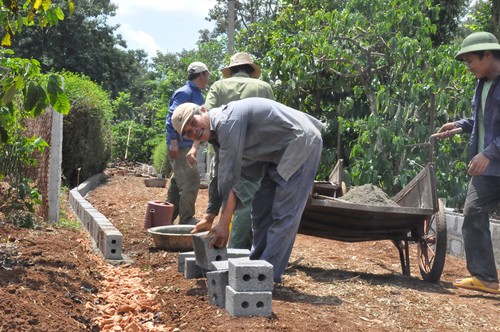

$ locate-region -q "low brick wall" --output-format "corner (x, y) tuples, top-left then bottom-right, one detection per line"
(68, 173), (123, 260)
(445, 209), (500, 269)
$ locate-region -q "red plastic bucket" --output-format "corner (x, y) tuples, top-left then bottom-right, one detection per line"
(144, 201), (174, 229)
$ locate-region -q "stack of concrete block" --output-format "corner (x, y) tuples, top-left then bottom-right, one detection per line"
(178, 232), (273, 316)
(178, 248), (251, 277)
(206, 260), (230, 307)
(225, 259), (273, 317)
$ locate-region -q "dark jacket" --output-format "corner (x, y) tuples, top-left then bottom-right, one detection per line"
(455, 77), (500, 176)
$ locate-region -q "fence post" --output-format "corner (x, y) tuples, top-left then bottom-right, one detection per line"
(47, 108), (63, 222)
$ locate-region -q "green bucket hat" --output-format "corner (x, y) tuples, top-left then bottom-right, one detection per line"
(455, 31), (500, 60)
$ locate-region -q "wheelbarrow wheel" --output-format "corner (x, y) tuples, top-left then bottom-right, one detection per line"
(418, 198), (447, 282)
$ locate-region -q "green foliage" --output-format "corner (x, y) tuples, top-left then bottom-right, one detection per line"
(0, 0), (74, 46)
(0, 124), (51, 226)
(0, 134), (44, 221)
(111, 120), (157, 163)
(61, 71), (112, 186)
(10, 0), (150, 101)
(0, 49), (70, 142)
(241, 0), (474, 207)
(5, 210), (39, 228)
(0, 0), (70, 220)
(464, 0), (492, 33)
(151, 139), (170, 178)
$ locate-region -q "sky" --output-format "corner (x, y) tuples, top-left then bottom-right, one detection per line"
(108, 0), (217, 59)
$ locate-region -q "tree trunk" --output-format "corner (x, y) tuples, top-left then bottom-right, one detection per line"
(493, 0), (500, 39)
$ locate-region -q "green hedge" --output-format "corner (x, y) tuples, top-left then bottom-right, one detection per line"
(61, 72), (112, 186)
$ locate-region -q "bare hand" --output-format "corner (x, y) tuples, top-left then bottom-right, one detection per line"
(467, 153), (490, 176)
(186, 146), (198, 166)
(168, 140), (179, 160)
(191, 213), (216, 234)
(434, 122), (457, 139)
(207, 223), (229, 249)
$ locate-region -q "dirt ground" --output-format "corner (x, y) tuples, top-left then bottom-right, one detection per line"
(1, 171), (499, 332)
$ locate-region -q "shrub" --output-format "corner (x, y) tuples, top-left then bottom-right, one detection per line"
(61, 72), (113, 186)
(111, 121), (157, 162)
(151, 139), (170, 178)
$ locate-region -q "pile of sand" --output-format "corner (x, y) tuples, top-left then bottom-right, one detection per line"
(341, 184), (399, 207)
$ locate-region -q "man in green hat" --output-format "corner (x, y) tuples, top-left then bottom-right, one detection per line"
(435, 31), (500, 294)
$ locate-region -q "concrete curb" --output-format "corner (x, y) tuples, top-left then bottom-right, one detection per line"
(68, 173), (124, 260)
(445, 209), (500, 269)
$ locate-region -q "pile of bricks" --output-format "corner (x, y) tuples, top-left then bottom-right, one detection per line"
(177, 231), (273, 317)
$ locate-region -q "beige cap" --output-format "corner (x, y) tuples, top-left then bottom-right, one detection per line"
(172, 102), (198, 136)
(221, 52), (262, 78)
(188, 62), (209, 74)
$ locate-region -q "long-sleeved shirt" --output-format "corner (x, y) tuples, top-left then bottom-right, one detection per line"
(166, 81), (204, 149)
(204, 72), (274, 110)
(209, 97), (324, 209)
(455, 77), (500, 176)
(204, 72), (275, 215)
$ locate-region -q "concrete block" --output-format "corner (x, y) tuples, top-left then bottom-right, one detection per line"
(454, 216), (464, 237)
(184, 257), (203, 279)
(491, 222), (500, 268)
(211, 260), (229, 271)
(178, 251), (195, 272)
(227, 248), (250, 259)
(99, 230), (123, 260)
(211, 257), (249, 271)
(83, 207), (98, 229)
(449, 237), (464, 257)
(78, 201), (93, 222)
(192, 231), (227, 270)
(93, 216), (109, 241)
(225, 285), (272, 317)
(446, 214), (459, 233)
(206, 270), (228, 307)
(228, 259), (273, 292)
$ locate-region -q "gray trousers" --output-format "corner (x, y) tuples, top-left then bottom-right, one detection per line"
(167, 147), (200, 224)
(250, 140), (322, 283)
(462, 175), (500, 283)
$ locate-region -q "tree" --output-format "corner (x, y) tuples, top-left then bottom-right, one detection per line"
(0, 0), (72, 219)
(0, 0), (72, 143)
(242, 0), (472, 206)
(204, 0), (282, 45)
(9, 0), (149, 100)
(0, 0), (74, 46)
(428, 0), (469, 45)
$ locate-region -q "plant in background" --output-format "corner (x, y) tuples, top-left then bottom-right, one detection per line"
(61, 71), (113, 186)
(0, 1), (72, 223)
(151, 139), (170, 178)
(111, 120), (157, 163)
(0, 131), (47, 225)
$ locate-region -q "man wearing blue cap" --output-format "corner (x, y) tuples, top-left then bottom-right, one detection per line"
(165, 62), (210, 225)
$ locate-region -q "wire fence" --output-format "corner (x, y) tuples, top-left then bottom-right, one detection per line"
(0, 111), (52, 219)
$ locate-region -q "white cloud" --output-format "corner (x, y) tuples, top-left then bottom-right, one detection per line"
(118, 23), (161, 57)
(112, 0), (216, 17)
(109, 0), (217, 58)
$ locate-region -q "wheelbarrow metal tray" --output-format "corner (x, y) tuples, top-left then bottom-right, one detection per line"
(299, 163), (438, 242)
(300, 198), (432, 242)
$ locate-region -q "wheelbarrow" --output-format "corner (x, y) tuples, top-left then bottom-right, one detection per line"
(299, 160), (447, 282)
